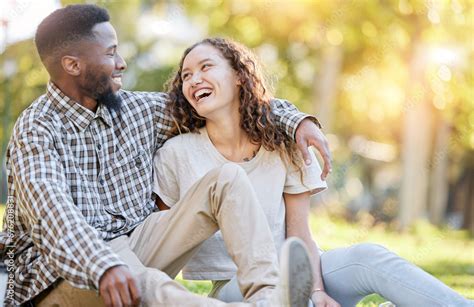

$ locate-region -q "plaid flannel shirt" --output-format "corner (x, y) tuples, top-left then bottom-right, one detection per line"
(1, 82), (312, 305)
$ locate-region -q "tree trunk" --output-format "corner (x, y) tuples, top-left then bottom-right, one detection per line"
(463, 170), (474, 235)
(429, 120), (451, 225)
(312, 46), (343, 131)
(398, 41), (433, 230)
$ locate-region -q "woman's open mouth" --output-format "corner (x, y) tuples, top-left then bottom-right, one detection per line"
(193, 88), (213, 103)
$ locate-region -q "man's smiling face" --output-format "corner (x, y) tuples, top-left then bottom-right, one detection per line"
(77, 21), (127, 111)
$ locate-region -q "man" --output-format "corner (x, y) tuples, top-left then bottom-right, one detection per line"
(1, 4), (332, 307)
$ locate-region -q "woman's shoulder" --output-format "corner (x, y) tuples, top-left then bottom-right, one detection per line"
(160, 130), (206, 151)
(155, 129), (210, 172)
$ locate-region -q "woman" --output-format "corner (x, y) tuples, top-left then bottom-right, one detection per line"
(153, 37), (471, 307)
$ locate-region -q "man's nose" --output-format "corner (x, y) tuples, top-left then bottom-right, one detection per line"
(115, 53), (127, 71)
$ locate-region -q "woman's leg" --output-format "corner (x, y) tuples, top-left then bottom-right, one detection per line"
(210, 278), (245, 303)
(320, 243), (471, 307)
(129, 163), (279, 303)
(209, 275), (313, 307)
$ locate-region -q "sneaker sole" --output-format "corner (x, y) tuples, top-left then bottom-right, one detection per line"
(279, 237), (314, 307)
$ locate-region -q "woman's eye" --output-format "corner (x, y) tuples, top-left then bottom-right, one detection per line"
(202, 63), (211, 70)
(182, 73), (190, 81)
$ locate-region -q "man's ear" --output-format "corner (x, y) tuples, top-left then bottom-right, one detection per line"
(61, 55), (82, 76)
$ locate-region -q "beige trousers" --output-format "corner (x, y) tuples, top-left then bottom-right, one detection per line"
(35, 163), (279, 307)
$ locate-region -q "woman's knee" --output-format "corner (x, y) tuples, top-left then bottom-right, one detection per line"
(217, 163), (247, 186)
(346, 243), (389, 265)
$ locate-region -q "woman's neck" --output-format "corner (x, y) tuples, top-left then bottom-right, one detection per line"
(206, 116), (259, 162)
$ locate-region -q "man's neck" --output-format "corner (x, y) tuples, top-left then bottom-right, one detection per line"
(51, 79), (98, 112)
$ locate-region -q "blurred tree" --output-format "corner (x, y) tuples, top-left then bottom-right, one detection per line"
(0, 0), (472, 231)
(175, 0), (473, 231)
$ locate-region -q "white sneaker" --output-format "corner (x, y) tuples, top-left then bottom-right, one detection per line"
(268, 237), (314, 307)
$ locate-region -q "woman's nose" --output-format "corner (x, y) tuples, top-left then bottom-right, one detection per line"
(191, 73), (202, 86)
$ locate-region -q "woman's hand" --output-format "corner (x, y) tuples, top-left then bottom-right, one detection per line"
(295, 118), (332, 180)
(311, 290), (341, 307)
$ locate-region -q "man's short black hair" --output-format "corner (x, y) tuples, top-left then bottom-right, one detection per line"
(35, 4), (110, 63)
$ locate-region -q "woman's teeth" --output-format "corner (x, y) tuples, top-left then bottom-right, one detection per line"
(194, 89), (212, 101)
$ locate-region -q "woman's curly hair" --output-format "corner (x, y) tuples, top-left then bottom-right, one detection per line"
(166, 37), (303, 171)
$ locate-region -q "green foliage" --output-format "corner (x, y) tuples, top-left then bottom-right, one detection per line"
(2, 0), (473, 209)
(175, 274), (212, 296)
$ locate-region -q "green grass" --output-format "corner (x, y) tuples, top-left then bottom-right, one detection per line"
(308, 211), (474, 304)
(176, 210), (474, 306)
(1, 205), (472, 305)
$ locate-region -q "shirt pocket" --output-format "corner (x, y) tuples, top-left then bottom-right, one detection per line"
(108, 149), (152, 212)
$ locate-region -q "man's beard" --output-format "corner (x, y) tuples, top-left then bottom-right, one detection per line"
(83, 70), (122, 112)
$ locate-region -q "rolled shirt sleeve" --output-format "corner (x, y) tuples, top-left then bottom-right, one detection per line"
(270, 98), (322, 139)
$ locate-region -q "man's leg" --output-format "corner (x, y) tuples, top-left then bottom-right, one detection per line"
(109, 235), (249, 307)
(33, 280), (105, 307)
(34, 235), (249, 307)
(129, 163), (279, 302)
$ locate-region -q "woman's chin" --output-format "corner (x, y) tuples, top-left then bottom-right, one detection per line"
(194, 106), (212, 119)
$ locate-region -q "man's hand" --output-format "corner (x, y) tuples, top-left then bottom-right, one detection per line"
(295, 118), (332, 180)
(99, 265), (141, 307)
(311, 290), (341, 307)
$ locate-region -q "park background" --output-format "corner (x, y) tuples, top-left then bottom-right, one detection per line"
(0, 0), (472, 305)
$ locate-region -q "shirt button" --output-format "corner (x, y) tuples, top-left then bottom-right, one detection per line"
(99, 178), (105, 186)
(97, 144), (102, 151)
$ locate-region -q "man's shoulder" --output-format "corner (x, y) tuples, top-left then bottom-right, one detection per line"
(14, 94), (59, 135)
(120, 90), (169, 105)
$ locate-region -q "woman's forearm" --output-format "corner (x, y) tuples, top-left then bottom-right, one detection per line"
(284, 192), (325, 292)
(306, 238), (325, 291)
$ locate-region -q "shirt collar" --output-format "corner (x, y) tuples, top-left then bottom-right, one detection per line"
(95, 103), (113, 127)
(46, 81), (113, 130)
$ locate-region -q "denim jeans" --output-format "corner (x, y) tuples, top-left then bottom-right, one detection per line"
(210, 243), (472, 307)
